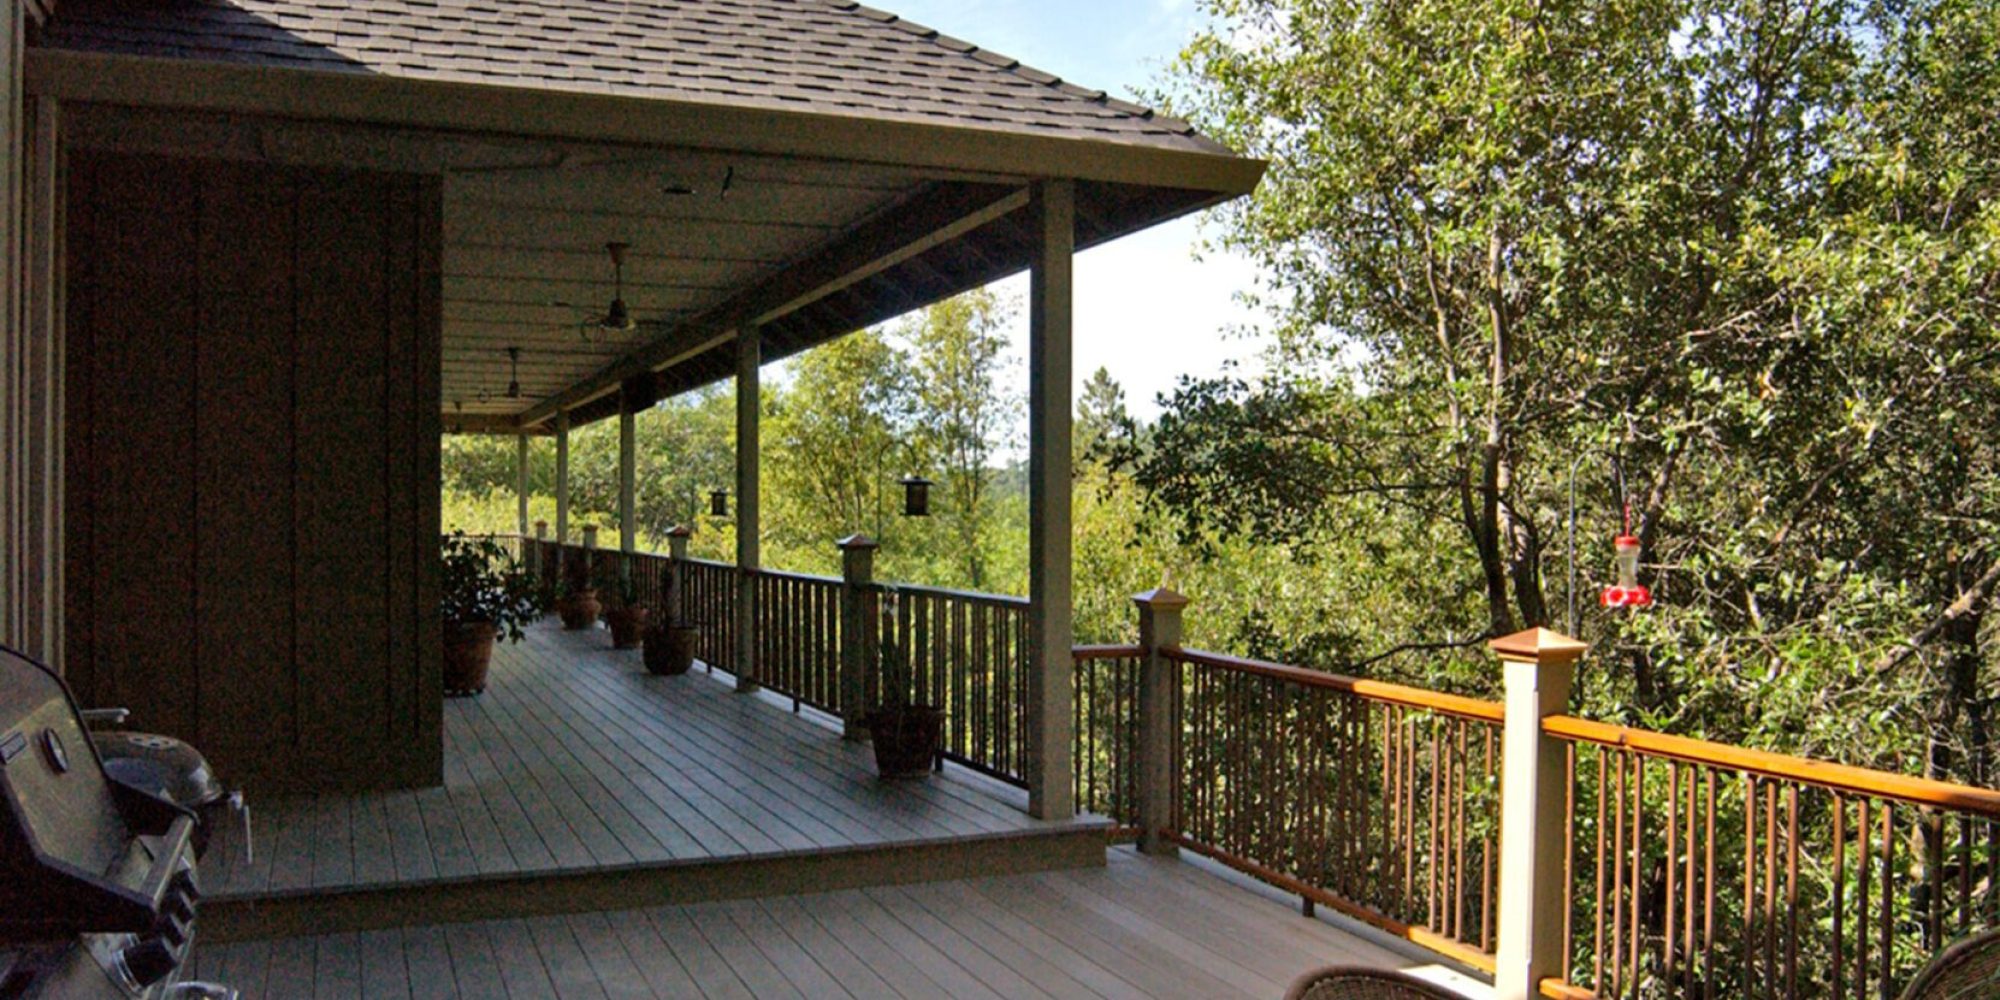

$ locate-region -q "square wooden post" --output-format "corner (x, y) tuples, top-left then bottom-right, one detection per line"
(1493, 627), (1587, 1000)
(1026, 178), (1076, 820)
(734, 326), (761, 693)
(618, 390), (636, 559)
(837, 534), (878, 740)
(666, 524), (691, 625)
(554, 410), (570, 547)
(1133, 587), (1188, 855)
(516, 432), (531, 540)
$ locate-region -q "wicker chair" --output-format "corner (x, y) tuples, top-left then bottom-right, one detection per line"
(1900, 927), (2000, 1000)
(1283, 966), (1462, 1000)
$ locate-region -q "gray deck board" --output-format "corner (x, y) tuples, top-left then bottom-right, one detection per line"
(194, 850), (1489, 998)
(205, 619), (1053, 900)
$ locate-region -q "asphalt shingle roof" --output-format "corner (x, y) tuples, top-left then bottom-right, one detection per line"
(42, 0), (1228, 154)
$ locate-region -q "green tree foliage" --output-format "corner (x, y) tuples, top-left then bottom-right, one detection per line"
(765, 328), (915, 573)
(1143, 0), (1999, 777)
(905, 288), (1020, 590)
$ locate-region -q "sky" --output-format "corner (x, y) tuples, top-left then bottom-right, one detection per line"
(797, 0), (1270, 421)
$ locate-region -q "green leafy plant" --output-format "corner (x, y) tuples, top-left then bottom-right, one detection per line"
(441, 531), (542, 642)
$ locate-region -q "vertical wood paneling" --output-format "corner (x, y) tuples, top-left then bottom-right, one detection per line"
(408, 175), (445, 780)
(195, 161), (297, 763)
(64, 152), (442, 792)
(89, 153), (199, 737)
(295, 168), (392, 774)
(61, 155), (95, 698)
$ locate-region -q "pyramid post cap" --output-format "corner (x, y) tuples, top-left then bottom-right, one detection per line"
(836, 533), (879, 550)
(1131, 587), (1191, 609)
(1489, 627), (1590, 661)
(665, 524), (693, 538)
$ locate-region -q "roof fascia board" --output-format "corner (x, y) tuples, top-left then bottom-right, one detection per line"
(26, 48), (1265, 196)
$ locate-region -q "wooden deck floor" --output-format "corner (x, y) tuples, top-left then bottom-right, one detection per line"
(189, 847), (1490, 999)
(204, 619), (1082, 905)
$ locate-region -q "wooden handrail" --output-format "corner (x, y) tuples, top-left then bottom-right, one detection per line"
(749, 566), (843, 586)
(1544, 714), (2000, 817)
(1165, 646), (1506, 723)
(1073, 644), (1143, 661)
(869, 579), (1031, 609)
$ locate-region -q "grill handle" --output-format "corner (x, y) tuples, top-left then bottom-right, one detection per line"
(136, 815), (198, 910)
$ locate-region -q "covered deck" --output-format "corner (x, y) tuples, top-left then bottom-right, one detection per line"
(198, 618), (1102, 940)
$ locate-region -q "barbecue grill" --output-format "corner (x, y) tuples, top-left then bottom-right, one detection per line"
(0, 646), (236, 999)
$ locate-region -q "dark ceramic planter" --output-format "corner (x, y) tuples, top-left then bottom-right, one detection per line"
(643, 624), (699, 676)
(442, 620), (497, 696)
(866, 705), (943, 779)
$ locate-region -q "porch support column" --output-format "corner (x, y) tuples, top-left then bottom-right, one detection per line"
(618, 389), (636, 558)
(1134, 587), (1188, 855)
(1025, 178), (1075, 820)
(733, 326), (761, 693)
(1493, 627), (1588, 1000)
(554, 411), (570, 546)
(515, 433), (530, 539)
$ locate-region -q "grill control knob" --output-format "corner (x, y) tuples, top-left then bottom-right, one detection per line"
(120, 936), (178, 987)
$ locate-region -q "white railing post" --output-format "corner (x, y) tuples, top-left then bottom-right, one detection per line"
(1494, 627), (1587, 1000)
(837, 534), (878, 740)
(532, 519), (547, 579)
(1133, 586), (1188, 857)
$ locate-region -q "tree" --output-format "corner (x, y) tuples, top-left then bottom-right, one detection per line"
(1150, 0), (1999, 769)
(1074, 366), (1130, 464)
(905, 289), (1020, 590)
(765, 329), (915, 571)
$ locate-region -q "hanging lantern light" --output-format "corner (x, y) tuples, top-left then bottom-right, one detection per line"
(1600, 506), (1653, 609)
(899, 475), (933, 517)
(505, 346), (522, 399)
(709, 487), (729, 518)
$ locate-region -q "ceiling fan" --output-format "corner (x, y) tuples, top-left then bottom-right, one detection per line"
(553, 241), (639, 340)
(474, 345), (527, 404)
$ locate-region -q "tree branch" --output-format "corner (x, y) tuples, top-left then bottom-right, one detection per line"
(1871, 556), (2000, 675)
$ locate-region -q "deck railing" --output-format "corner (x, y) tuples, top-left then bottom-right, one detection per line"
(1541, 716), (2000, 1000)
(1163, 647), (1506, 974)
(1072, 644), (1141, 837)
(491, 532), (2000, 996)
(754, 567), (843, 714)
(875, 582), (1031, 785)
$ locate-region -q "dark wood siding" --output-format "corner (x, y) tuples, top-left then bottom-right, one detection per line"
(64, 151), (442, 794)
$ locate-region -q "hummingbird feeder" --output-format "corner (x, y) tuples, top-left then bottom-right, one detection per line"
(1599, 506), (1653, 610)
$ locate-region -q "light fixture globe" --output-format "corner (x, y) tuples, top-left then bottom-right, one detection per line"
(602, 241), (637, 331)
(603, 296), (634, 332)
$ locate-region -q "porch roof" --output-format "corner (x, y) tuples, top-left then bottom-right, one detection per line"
(30, 0), (1264, 433)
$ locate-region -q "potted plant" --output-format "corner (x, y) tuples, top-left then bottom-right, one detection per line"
(642, 567), (699, 675)
(555, 568), (600, 631)
(441, 531), (541, 696)
(604, 573), (650, 649)
(865, 589), (942, 779)
(642, 615), (700, 676)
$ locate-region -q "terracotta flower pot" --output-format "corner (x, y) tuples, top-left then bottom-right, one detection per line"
(558, 588), (600, 630)
(443, 620), (498, 696)
(643, 623), (699, 676)
(866, 705), (943, 779)
(606, 605), (650, 649)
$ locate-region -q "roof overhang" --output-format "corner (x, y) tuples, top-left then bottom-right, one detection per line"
(29, 47), (1265, 433)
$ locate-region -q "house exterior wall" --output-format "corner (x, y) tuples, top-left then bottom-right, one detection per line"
(62, 150), (443, 794)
